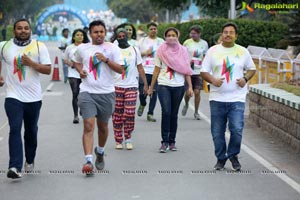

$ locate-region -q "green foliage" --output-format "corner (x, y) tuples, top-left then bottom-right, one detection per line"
(0, 24), (13, 41)
(271, 82), (300, 96)
(107, 0), (165, 23)
(0, 0), (60, 25)
(151, 0), (189, 10)
(193, 0), (230, 18)
(155, 18), (288, 48)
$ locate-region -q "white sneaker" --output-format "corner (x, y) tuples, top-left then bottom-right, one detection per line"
(182, 104), (188, 116)
(24, 162), (34, 173)
(7, 168), (22, 179)
(115, 143), (123, 149)
(125, 142), (133, 150)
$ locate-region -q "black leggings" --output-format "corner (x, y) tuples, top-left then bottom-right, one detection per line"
(68, 77), (81, 117)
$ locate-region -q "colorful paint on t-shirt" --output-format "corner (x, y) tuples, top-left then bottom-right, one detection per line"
(89, 54), (101, 80)
(13, 54), (26, 82)
(222, 56), (234, 83)
(183, 38), (208, 75)
(201, 44), (256, 102)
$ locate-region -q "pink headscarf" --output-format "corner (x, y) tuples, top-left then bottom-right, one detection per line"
(156, 28), (192, 75)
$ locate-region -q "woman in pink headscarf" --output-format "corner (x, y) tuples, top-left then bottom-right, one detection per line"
(148, 27), (193, 153)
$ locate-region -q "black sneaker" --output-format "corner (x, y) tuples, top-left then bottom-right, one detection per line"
(229, 156), (241, 171)
(7, 168), (22, 179)
(94, 147), (105, 170)
(214, 159), (227, 170)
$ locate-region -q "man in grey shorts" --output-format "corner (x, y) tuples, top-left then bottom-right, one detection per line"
(73, 20), (124, 175)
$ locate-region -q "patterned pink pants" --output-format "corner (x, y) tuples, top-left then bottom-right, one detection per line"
(112, 87), (138, 144)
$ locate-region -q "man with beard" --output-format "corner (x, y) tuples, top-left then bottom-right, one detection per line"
(201, 22), (256, 171)
(72, 20), (124, 175)
(0, 18), (51, 179)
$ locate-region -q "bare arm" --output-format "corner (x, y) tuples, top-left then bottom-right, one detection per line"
(236, 69), (256, 88)
(95, 53), (123, 74)
(148, 66), (160, 97)
(141, 48), (152, 57)
(185, 75), (193, 97)
(73, 62), (86, 78)
(201, 72), (224, 87)
(22, 54), (51, 75)
(137, 64), (148, 95)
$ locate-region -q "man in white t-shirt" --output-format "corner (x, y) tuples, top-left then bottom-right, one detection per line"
(0, 18), (52, 179)
(72, 20), (124, 175)
(201, 22), (256, 171)
(137, 22), (164, 122)
(182, 25), (208, 120)
(58, 28), (71, 83)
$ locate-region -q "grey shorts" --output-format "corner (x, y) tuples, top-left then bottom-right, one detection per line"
(78, 92), (115, 123)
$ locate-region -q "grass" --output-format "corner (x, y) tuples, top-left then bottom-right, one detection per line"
(270, 82), (300, 96)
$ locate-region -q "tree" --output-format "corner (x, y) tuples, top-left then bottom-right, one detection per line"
(150, 0), (191, 22)
(107, 0), (166, 23)
(193, 0), (230, 18)
(0, 0), (61, 25)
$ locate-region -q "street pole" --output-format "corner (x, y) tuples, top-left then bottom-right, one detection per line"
(166, 9), (169, 23)
(230, 0), (236, 19)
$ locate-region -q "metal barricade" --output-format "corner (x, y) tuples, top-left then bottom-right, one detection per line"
(247, 46), (269, 84)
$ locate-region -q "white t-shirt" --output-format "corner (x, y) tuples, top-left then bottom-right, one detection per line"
(154, 55), (185, 87)
(183, 38), (208, 75)
(201, 44), (256, 102)
(113, 39), (138, 47)
(114, 46), (142, 88)
(138, 37), (164, 75)
(0, 39), (51, 102)
(59, 37), (71, 53)
(63, 43), (80, 79)
(72, 42), (123, 94)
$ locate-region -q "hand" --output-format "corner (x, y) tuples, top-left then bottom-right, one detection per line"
(0, 76), (4, 87)
(79, 70), (87, 78)
(212, 77), (225, 87)
(186, 87), (193, 97)
(148, 87), (153, 97)
(21, 54), (34, 67)
(95, 52), (106, 62)
(236, 77), (247, 88)
(145, 48), (152, 56)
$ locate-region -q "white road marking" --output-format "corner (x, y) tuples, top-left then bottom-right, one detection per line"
(43, 92), (63, 96)
(188, 103), (300, 194)
(46, 82), (54, 91)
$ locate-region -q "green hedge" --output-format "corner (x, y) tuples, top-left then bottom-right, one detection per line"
(0, 25), (13, 41)
(155, 18), (289, 48)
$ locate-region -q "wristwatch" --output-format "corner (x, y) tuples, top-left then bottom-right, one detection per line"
(105, 58), (109, 63)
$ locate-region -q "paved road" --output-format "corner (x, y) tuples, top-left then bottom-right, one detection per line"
(0, 42), (299, 200)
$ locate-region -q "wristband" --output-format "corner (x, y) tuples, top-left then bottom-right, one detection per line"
(105, 58), (109, 63)
(243, 76), (248, 83)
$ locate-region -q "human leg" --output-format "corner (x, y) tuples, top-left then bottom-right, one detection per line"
(169, 86), (185, 147)
(23, 101), (42, 165)
(210, 101), (228, 161)
(112, 87), (125, 146)
(227, 102), (245, 159)
(68, 77), (81, 123)
(5, 98), (24, 172)
(157, 85), (171, 145)
(123, 88), (138, 150)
